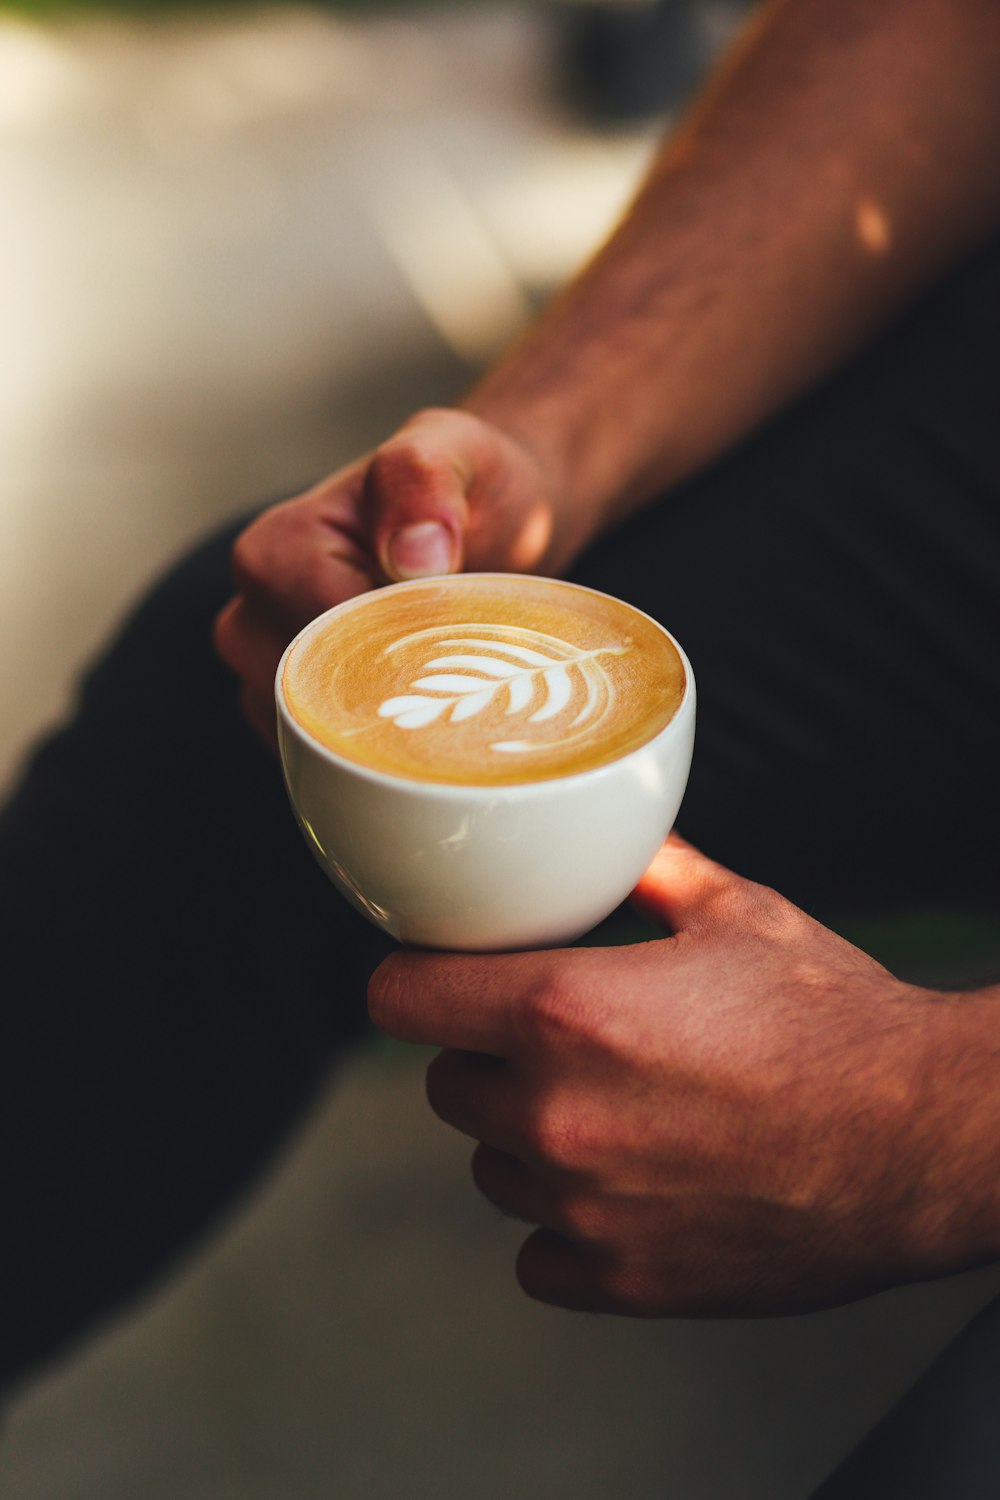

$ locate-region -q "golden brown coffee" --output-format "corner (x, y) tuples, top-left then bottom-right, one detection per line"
(281, 575), (685, 786)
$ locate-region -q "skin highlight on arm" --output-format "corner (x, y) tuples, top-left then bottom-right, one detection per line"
(464, 0), (1000, 547)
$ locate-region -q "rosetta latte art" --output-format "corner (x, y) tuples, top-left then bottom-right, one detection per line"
(282, 575), (684, 785)
(377, 624), (628, 755)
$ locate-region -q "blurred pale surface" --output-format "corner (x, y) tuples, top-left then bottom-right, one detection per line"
(4, 1044), (1000, 1500)
(2, 6), (998, 1497)
(0, 2), (653, 791)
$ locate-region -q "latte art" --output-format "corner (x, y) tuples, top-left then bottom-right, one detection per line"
(281, 575), (685, 786)
(377, 625), (627, 756)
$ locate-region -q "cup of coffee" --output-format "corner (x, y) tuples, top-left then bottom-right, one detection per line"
(275, 573), (695, 951)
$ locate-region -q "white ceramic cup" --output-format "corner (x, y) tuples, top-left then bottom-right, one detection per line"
(275, 575), (696, 952)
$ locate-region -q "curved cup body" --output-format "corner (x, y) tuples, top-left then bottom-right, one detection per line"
(275, 584), (695, 952)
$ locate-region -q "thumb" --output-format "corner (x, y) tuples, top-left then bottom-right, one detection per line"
(630, 832), (743, 934)
(365, 423), (472, 584)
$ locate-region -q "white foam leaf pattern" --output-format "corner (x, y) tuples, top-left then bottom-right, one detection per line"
(378, 695), (449, 729)
(424, 654), (521, 678)
(412, 674), (497, 694)
(505, 674), (533, 714)
(449, 688), (495, 722)
(377, 626), (628, 754)
(530, 664), (571, 722)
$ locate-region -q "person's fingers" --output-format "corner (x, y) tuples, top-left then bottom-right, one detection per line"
(217, 478), (386, 742)
(365, 407), (553, 581)
(365, 425), (470, 582)
(470, 1144), (569, 1227)
(231, 481), (377, 633)
(425, 1050), (514, 1144)
(517, 1228), (687, 1317)
(214, 594), (283, 691)
(213, 595), (287, 735)
(514, 1228), (623, 1314)
(629, 831), (747, 934)
(367, 946), (572, 1056)
(214, 595), (277, 682)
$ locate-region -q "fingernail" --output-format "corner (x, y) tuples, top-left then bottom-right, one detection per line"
(386, 521), (455, 580)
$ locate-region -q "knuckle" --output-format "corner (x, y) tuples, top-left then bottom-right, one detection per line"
(520, 1095), (589, 1172)
(518, 962), (583, 1047)
(742, 880), (791, 927)
(368, 442), (430, 494)
(367, 440), (457, 518)
(553, 1191), (606, 1242)
(517, 960), (616, 1069)
(518, 1096), (563, 1164)
(704, 874), (795, 941)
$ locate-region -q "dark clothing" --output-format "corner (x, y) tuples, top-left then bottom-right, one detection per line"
(574, 234), (1000, 921)
(812, 1289), (1000, 1500)
(0, 526), (391, 1392)
(2, 237), (999, 1491)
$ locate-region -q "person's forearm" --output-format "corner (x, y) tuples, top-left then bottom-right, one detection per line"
(913, 981), (1000, 1274)
(464, 0), (1000, 544)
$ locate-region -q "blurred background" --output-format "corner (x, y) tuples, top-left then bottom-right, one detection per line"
(1, 0), (748, 797)
(3, 2), (1000, 1496)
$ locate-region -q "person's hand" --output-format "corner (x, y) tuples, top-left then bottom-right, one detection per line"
(367, 836), (1000, 1317)
(213, 407), (575, 745)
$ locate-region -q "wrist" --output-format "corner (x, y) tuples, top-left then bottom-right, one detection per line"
(893, 984), (1000, 1278)
(458, 287), (660, 564)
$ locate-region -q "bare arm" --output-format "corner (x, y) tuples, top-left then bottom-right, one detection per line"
(216, 0), (1000, 728)
(467, 0), (1000, 553)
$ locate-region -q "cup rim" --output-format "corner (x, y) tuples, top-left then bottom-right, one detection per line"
(274, 572), (695, 797)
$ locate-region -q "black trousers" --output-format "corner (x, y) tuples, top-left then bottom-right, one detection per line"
(2, 238), (999, 1492)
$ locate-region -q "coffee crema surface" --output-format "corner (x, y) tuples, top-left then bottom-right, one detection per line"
(281, 575), (686, 786)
